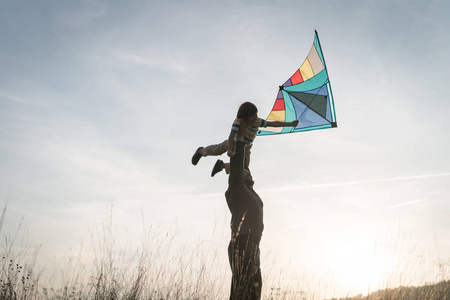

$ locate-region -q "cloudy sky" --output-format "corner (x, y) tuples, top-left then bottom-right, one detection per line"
(1, 0), (449, 297)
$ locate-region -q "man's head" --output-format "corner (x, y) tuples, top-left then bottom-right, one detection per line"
(237, 102), (258, 123)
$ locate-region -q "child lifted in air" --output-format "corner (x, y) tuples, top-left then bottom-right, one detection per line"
(191, 102), (298, 177)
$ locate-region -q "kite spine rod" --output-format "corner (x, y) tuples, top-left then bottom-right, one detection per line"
(315, 30), (337, 125)
(315, 30), (329, 72)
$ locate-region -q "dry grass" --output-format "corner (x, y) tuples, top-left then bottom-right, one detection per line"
(1, 204), (449, 300)
(0, 204), (232, 299)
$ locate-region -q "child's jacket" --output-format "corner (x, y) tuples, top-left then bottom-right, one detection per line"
(231, 118), (268, 145)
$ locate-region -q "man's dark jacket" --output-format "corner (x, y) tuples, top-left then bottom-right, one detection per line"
(225, 141), (264, 244)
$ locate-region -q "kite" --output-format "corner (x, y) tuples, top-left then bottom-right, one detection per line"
(258, 30), (337, 136)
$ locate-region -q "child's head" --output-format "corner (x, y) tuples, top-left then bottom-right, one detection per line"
(237, 102), (258, 121)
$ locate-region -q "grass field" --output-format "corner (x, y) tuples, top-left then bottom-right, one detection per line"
(1, 204), (449, 300)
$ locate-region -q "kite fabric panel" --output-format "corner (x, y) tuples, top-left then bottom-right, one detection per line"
(257, 31), (337, 136)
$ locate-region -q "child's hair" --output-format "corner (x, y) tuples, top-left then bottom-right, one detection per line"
(237, 102), (258, 119)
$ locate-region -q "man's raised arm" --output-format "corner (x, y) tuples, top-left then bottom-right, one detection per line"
(228, 122), (247, 185)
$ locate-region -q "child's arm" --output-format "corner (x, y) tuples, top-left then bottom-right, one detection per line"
(266, 120), (299, 127)
(227, 130), (236, 157)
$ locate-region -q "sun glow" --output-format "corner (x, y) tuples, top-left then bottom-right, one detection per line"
(326, 237), (395, 295)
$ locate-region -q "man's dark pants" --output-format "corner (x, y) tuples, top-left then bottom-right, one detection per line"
(228, 234), (262, 300)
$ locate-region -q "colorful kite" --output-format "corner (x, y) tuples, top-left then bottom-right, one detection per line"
(258, 31), (337, 136)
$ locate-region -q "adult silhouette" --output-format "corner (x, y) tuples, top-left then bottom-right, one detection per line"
(225, 121), (263, 300)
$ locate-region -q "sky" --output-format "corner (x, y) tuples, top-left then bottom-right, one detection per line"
(1, 0), (450, 298)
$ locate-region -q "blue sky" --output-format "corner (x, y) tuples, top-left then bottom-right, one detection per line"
(1, 0), (449, 297)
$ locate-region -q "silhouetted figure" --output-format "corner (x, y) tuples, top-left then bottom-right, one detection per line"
(226, 122), (264, 300)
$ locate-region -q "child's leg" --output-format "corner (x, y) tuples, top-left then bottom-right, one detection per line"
(193, 139), (228, 166)
(223, 163), (230, 174)
(202, 140), (229, 157)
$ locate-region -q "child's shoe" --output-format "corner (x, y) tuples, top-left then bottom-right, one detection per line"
(191, 147), (204, 165)
(211, 160), (224, 177)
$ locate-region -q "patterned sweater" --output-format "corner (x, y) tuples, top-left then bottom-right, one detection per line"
(231, 118), (268, 145)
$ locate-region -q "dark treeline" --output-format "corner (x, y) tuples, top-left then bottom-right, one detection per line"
(332, 280), (450, 300)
